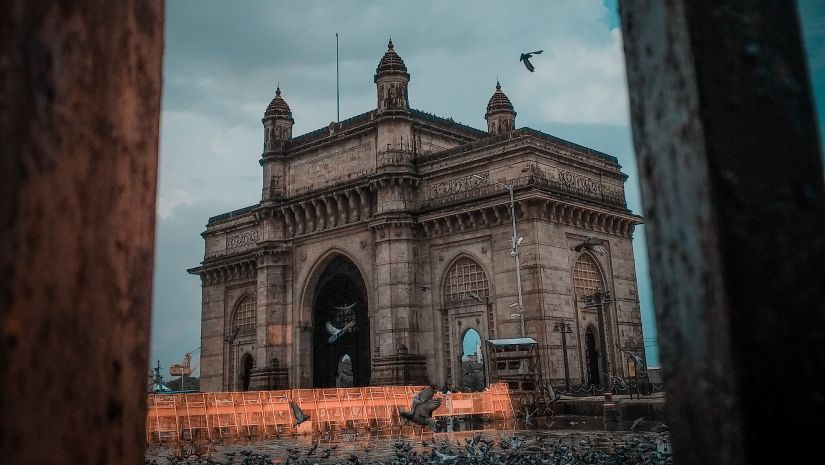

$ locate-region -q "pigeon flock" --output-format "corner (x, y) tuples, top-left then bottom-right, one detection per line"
(148, 388), (671, 465)
(147, 432), (671, 465)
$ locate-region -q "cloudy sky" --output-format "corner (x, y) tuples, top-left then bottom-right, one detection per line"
(150, 0), (825, 380)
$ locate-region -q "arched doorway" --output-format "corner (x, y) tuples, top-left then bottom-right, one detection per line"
(312, 256), (370, 387)
(460, 328), (485, 391)
(240, 353), (254, 391)
(584, 325), (600, 385)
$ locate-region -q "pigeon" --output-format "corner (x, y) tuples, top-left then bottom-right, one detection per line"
(223, 326), (240, 344)
(573, 236), (607, 255)
(431, 449), (458, 462)
(399, 386), (442, 428)
(306, 443), (318, 456)
(519, 50), (543, 72)
(326, 320), (355, 343)
(334, 302), (357, 311)
(523, 408), (537, 425)
(289, 400), (310, 426)
(626, 351), (646, 368)
(630, 417), (645, 431)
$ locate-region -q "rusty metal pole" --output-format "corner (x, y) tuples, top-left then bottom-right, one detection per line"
(0, 2), (164, 464)
(620, 1), (825, 464)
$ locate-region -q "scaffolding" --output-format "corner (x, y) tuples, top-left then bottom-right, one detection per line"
(485, 338), (557, 416)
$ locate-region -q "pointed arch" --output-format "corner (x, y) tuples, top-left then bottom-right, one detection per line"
(442, 255), (490, 305)
(231, 293), (256, 336)
(572, 252), (605, 297)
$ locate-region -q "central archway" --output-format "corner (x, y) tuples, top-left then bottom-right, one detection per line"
(312, 255), (370, 387)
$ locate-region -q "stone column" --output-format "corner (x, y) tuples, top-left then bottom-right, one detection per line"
(250, 248), (289, 390)
(0, 1), (163, 464)
(370, 220), (428, 385)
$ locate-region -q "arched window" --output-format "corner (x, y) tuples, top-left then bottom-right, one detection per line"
(232, 294), (256, 335)
(445, 257), (489, 303)
(573, 254), (603, 297)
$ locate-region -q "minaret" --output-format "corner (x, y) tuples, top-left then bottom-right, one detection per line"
(485, 81), (516, 134)
(374, 39), (410, 113)
(262, 85), (294, 147)
(370, 39), (427, 385)
(260, 85), (294, 201)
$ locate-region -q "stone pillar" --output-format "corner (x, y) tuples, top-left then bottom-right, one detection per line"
(250, 247), (289, 390)
(370, 220), (428, 385)
(0, 1), (163, 464)
(620, 1), (825, 463)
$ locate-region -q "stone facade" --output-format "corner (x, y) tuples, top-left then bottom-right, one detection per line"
(189, 40), (644, 392)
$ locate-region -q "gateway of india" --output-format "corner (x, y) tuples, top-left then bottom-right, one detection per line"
(189, 40), (645, 392)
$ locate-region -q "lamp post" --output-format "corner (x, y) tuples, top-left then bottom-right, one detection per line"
(553, 320), (574, 391)
(582, 290), (614, 386)
(472, 174), (525, 337)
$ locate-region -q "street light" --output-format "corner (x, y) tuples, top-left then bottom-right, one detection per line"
(552, 320), (574, 391)
(472, 174), (525, 338)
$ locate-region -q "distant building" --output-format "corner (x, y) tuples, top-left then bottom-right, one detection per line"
(189, 40), (645, 391)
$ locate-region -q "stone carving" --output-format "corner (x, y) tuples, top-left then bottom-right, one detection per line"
(426, 171), (489, 200)
(226, 229), (260, 250)
(558, 170), (602, 194)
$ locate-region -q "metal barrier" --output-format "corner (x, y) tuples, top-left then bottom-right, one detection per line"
(146, 384), (514, 442)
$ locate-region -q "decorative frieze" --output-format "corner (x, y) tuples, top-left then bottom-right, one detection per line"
(558, 170), (601, 194)
(226, 229), (261, 251)
(425, 171), (489, 200)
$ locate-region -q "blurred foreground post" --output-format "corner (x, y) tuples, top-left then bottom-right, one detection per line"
(620, 1), (825, 464)
(0, 2), (164, 464)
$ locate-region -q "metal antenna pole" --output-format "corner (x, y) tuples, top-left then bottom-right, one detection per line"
(336, 33), (340, 123)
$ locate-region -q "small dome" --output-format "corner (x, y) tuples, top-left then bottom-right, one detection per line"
(264, 85), (294, 122)
(486, 81), (515, 117)
(374, 39), (409, 82)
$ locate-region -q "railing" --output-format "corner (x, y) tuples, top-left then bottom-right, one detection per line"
(146, 383), (514, 442)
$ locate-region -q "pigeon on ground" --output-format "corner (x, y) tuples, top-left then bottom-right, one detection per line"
(399, 386), (441, 428)
(573, 236), (607, 255)
(289, 400), (310, 426)
(326, 320), (355, 343)
(519, 50), (543, 72)
(306, 443), (318, 456)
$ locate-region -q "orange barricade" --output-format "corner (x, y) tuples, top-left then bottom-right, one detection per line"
(145, 384), (514, 442)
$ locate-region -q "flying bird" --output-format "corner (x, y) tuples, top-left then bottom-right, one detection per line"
(289, 400), (311, 426)
(573, 236), (607, 255)
(519, 50), (543, 72)
(326, 320), (355, 343)
(630, 417), (645, 432)
(431, 449), (458, 462)
(399, 386), (442, 428)
(624, 350), (646, 368)
(223, 326), (240, 344)
(334, 302), (357, 311)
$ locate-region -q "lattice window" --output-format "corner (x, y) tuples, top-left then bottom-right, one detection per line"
(232, 295), (256, 335)
(444, 257), (490, 303)
(573, 254), (603, 297)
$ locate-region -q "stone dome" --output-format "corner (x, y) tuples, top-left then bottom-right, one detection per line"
(485, 81), (516, 117)
(264, 86), (294, 122)
(374, 39), (410, 82)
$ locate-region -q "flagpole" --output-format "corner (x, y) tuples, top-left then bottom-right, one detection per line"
(336, 32), (340, 123)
